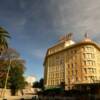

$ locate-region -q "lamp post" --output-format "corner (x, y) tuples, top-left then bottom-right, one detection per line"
(2, 58), (11, 99)
(2, 57), (23, 99)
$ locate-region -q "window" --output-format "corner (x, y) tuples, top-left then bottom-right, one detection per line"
(82, 47), (85, 51)
(83, 53), (86, 58)
(68, 70), (70, 75)
(85, 76), (87, 81)
(68, 64), (70, 69)
(72, 70), (74, 76)
(84, 61), (86, 65)
(84, 46), (93, 52)
(84, 68), (87, 74)
(86, 60), (94, 66)
(91, 68), (96, 73)
(75, 70), (77, 75)
(75, 63), (77, 67)
(72, 63), (74, 68)
(83, 53), (95, 59)
(60, 57), (64, 65)
(56, 55), (59, 59)
(76, 77), (78, 81)
(74, 50), (77, 53)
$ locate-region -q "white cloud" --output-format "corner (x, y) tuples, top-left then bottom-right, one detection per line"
(48, 0), (100, 41)
(32, 49), (45, 59)
(19, 0), (27, 10)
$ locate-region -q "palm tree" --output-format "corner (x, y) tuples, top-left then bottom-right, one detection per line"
(0, 26), (10, 50)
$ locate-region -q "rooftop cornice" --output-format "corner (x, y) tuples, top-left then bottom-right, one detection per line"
(43, 40), (100, 66)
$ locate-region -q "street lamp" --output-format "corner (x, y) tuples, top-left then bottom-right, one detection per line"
(2, 58), (11, 99)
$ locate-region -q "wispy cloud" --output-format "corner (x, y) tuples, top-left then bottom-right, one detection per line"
(45, 0), (100, 41)
(32, 49), (45, 59)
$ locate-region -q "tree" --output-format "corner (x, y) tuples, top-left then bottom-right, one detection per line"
(0, 59), (8, 88)
(33, 81), (39, 88)
(9, 64), (26, 95)
(33, 78), (44, 91)
(0, 48), (26, 95)
(39, 78), (44, 91)
(60, 82), (65, 91)
(0, 26), (10, 50)
(0, 26), (10, 85)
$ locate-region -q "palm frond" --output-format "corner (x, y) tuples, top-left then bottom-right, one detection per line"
(0, 26), (11, 49)
(0, 27), (9, 34)
(0, 34), (11, 38)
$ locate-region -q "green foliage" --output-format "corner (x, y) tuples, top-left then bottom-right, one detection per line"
(60, 82), (65, 91)
(33, 78), (44, 91)
(39, 78), (44, 90)
(0, 48), (26, 95)
(0, 26), (10, 48)
(44, 87), (63, 94)
(0, 61), (8, 88)
(0, 76), (6, 88)
(8, 63), (26, 95)
(33, 81), (39, 88)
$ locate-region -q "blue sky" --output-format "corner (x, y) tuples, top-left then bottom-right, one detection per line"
(0, 0), (100, 80)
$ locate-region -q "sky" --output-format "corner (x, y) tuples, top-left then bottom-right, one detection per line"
(0, 0), (100, 80)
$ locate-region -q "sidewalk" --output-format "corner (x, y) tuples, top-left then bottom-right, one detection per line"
(0, 95), (33, 100)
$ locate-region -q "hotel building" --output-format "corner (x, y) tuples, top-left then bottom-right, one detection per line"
(43, 33), (100, 90)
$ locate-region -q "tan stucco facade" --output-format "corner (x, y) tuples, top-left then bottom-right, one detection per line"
(44, 35), (100, 90)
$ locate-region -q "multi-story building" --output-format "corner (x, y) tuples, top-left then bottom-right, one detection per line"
(43, 33), (100, 90)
